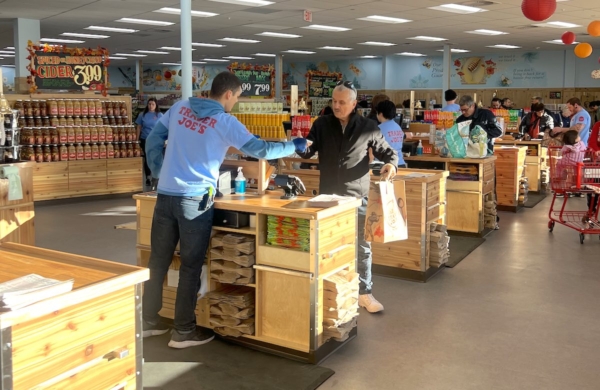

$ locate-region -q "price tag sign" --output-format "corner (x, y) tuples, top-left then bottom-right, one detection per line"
(232, 68), (274, 97)
(308, 74), (342, 98)
(303, 10), (312, 22)
(33, 51), (106, 91)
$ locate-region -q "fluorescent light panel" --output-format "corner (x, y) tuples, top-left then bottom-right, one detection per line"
(86, 26), (138, 33)
(407, 36), (447, 41)
(192, 43), (225, 47)
(534, 21), (580, 28)
(257, 32), (301, 38)
(283, 50), (315, 54)
(302, 25), (350, 32)
(161, 63), (181, 66)
(319, 46), (353, 51)
(254, 53), (276, 57)
(436, 48), (470, 52)
(116, 18), (174, 26)
(465, 29), (508, 35)
(0, 51), (15, 54)
(61, 32), (109, 39)
(486, 44), (521, 49)
(208, 0), (273, 6)
(204, 58), (230, 62)
(1, 55), (14, 57)
(219, 38), (260, 43)
(40, 38), (85, 44)
(360, 55), (378, 58)
(192, 61), (207, 64)
(357, 15), (411, 24)
(4, 47), (14, 50)
(543, 39), (578, 44)
(115, 53), (147, 57)
(224, 56), (254, 59)
(160, 46), (197, 51)
(108, 56), (128, 60)
(359, 41), (396, 46)
(154, 7), (218, 17)
(396, 52), (426, 56)
(136, 50), (170, 54)
(429, 3), (487, 13)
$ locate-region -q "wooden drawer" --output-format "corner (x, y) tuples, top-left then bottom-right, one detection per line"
(447, 179), (480, 192)
(256, 245), (311, 273)
(446, 191), (481, 233)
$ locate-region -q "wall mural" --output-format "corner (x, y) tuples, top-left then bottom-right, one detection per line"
(283, 59), (383, 91)
(108, 64), (229, 91)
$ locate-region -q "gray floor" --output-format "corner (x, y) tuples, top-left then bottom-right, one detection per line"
(34, 195), (600, 390)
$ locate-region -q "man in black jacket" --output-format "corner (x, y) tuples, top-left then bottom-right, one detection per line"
(298, 81), (398, 313)
(457, 95), (504, 154)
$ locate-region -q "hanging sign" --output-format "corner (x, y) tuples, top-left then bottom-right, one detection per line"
(26, 42), (110, 95)
(303, 10), (313, 22)
(229, 63), (275, 97)
(305, 71), (343, 98)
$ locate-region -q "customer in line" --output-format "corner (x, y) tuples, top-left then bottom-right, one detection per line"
(501, 98), (513, 109)
(519, 102), (554, 139)
(136, 97), (163, 187)
(441, 89), (460, 112)
(589, 101), (599, 125)
(457, 95), (504, 154)
(553, 97), (592, 146)
(320, 99), (333, 116)
(142, 72), (308, 349)
(366, 93), (390, 123)
(490, 98), (502, 109)
(585, 122), (600, 216)
(298, 81), (398, 313)
(377, 100), (407, 168)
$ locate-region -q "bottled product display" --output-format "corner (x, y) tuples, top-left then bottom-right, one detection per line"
(231, 113), (290, 139)
(491, 109), (520, 133)
(292, 115), (317, 138)
(423, 110), (459, 129)
(12, 98), (137, 163)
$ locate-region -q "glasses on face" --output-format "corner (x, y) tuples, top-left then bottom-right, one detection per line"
(460, 106), (471, 113)
(336, 80), (356, 91)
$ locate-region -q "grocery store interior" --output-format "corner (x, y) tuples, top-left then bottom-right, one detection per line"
(1, 0), (600, 389)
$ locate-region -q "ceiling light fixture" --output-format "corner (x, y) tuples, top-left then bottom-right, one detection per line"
(61, 32), (109, 39)
(534, 21), (581, 28)
(254, 53), (276, 57)
(0, 51), (15, 55)
(115, 53), (147, 57)
(465, 29), (508, 35)
(208, 0), (274, 6)
(160, 46), (197, 51)
(224, 56), (254, 59)
(407, 36), (447, 41)
(219, 38), (261, 43)
(436, 48), (470, 52)
(319, 46), (353, 50)
(486, 44), (521, 49)
(116, 18), (174, 26)
(86, 26), (138, 33)
(40, 38), (85, 44)
(543, 39), (579, 44)
(283, 50), (316, 54)
(357, 15), (411, 24)
(192, 43), (225, 47)
(360, 55), (378, 58)
(396, 52), (426, 56)
(135, 50), (170, 55)
(429, 3), (487, 14)
(154, 7), (218, 17)
(4, 47), (14, 50)
(204, 58), (230, 62)
(302, 25), (351, 32)
(257, 32), (301, 38)
(160, 62), (182, 66)
(359, 41), (396, 46)
(192, 61), (207, 64)
(108, 56), (128, 60)
(2, 65), (15, 67)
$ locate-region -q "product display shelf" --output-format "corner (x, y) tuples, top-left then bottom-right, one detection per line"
(494, 146), (528, 212)
(495, 139), (547, 192)
(134, 191), (362, 363)
(0, 242), (148, 390)
(404, 155), (497, 235)
(0, 161), (35, 245)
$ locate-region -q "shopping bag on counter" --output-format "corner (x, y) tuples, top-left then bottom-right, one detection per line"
(445, 124), (467, 158)
(466, 125), (488, 158)
(364, 180), (408, 243)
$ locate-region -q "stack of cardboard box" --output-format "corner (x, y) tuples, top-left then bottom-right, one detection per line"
(429, 223), (449, 268)
(323, 270), (359, 342)
(210, 233), (255, 285)
(208, 285), (255, 337)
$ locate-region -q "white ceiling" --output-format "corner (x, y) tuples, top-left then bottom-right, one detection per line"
(1, 0), (600, 66)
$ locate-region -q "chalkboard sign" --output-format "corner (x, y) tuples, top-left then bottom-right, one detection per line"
(307, 73), (342, 98)
(232, 68), (274, 97)
(549, 91), (561, 99)
(33, 51), (106, 91)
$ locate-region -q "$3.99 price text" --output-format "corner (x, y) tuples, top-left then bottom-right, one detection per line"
(241, 83), (270, 95)
(35, 64), (103, 86)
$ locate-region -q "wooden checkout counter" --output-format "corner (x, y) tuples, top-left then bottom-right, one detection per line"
(134, 190), (362, 364)
(0, 243), (148, 389)
(0, 161), (35, 245)
(495, 140), (547, 193)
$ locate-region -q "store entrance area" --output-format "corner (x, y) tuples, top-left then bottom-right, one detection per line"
(34, 196), (600, 390)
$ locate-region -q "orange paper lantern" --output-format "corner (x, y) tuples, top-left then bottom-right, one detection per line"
(588, 21), (600, 37)
(574, 43), (593, 59)
(561, 31), (576, 45)
(521, 0), (556, 22)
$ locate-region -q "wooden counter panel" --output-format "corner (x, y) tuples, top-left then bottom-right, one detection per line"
(317, 209), (356, 274)
(48, 353), (136, 390)
(446, 192), (481, 233)
(447, 180), (480, 192)
(371, 243), (422, 271)
(107, 158), (143, 189)
(256, 245), (311, 273)
(0, 204), (35, 245)
(0, 164), (34, 207)
(69, 161), (108, 192)
(484, 161), (495, 182)
(32, 162), (69, 198)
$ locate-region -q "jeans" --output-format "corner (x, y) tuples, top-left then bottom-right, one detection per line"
(587, 193), (599, 214)
(357, 197), (373, 295)
(143, 193), (214, 332)
(139, 138), (152, 180)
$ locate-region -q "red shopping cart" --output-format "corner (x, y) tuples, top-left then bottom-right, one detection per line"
(547, 146), (600, 243)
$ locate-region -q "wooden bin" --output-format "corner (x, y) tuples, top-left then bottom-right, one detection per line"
(0, 243), (148, 389)
(0, 162), (35, 246)
(496, 140), (547, 192)
(494, 146), (527, 211)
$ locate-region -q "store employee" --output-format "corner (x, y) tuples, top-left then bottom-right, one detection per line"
(142, 72), (308, 349)
(377, 100), (407, 168)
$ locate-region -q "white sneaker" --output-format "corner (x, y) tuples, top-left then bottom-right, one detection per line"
(358, 294), (384, 313)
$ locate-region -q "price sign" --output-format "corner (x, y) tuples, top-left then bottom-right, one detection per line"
(308, 74), (342, 98)
(232, 68), (274, 97)
(33, 51), (106, 91)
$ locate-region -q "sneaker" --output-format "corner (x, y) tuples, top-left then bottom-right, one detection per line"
(143, 319), (170, 338)
(358, 294), (384, 313)
(168, 327), (215, 349)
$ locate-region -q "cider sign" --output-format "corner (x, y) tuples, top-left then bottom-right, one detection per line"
(33, 51), (106, 91)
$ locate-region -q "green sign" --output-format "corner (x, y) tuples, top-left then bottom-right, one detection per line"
(34, 51), (106, 91)
(309, 75), (341, 98)
(232, 68), (273, 97)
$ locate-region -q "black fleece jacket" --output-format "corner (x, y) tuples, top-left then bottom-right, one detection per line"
(456, 107), (503, 153)
(297, 113), (398, 198)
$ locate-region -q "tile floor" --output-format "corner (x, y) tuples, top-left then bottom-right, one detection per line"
(34, 195), (600, 390)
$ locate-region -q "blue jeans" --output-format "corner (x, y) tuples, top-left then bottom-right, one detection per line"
(357, 197), (373, 295)
(142, 194), (214, 333)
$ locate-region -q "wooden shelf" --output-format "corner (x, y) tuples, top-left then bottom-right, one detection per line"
(212, 225), (257, 235)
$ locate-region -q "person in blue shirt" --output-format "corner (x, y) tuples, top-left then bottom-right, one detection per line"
(553, 97), (591, 146)
(441, 89), (460, 112)
(376, 100), (407, 168)
(136, 98), (163, 187)
(142, 72), (308, 349)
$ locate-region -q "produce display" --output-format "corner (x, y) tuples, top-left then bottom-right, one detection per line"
(231, 113), (290, 139)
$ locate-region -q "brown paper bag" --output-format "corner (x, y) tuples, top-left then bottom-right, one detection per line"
(364, 180), (408, 243)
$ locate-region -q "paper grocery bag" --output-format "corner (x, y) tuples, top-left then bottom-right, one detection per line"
(364, 180), (408, 243)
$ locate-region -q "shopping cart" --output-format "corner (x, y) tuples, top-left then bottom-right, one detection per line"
(547, 146), (600, 243)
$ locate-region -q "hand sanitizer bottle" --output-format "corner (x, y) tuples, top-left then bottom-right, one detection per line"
(417, 140), (423, 156)
(235, 167), (246, 194)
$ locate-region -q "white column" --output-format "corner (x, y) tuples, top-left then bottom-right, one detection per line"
(442, 44), (451, 107)
(180, 0), (192, 99)
(13, 18), (40, 78)
(275, 54), (283, 100)
(136, 59), (143, 93)
(381, 56), (386, 91)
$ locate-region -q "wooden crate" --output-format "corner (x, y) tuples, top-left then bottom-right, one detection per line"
(494, 147), (527, 207)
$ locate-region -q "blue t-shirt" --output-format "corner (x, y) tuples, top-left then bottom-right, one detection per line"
(379, 120), (406, 166)
(571, 109), (591, 146)
(155, 99), (254, 196)
(136, 111), (163, 140)
(442, 103), (460, 112)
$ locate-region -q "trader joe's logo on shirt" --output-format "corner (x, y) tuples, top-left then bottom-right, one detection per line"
(178, 106), (217, 134)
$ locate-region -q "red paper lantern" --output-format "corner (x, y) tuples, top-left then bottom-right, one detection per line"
(561, 31), (576, 45)
(521, 0), (557, 22)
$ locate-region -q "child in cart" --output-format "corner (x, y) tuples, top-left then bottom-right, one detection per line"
(586, 122), (600, 215)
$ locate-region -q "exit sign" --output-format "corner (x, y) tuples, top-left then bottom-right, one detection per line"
(303, 10), (312, 22)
